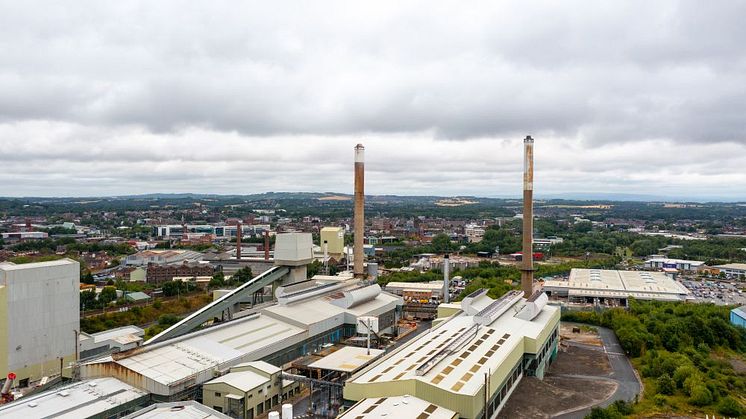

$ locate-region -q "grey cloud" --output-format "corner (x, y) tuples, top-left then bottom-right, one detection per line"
(1, 1), (745, 144)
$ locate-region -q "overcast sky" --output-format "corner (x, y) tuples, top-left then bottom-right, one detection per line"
(1, 1), (745, 200)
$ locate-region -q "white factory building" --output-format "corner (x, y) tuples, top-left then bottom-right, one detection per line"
(79, 275), (402, 400)
(0, 259), (80, 386)
(644, 258), (705, 271)
(124, 249), (204, 266)
(344, 290), (560, 419)
(714, 263), (746, 278)
(543, 269), (690, 307)
(0, 377), (149, 419)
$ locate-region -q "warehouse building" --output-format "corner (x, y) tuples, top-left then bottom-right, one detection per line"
(80, 276), (402, 401)
(79, 326), (145, 360)
(0, 259), (80, 386)
(714, 263), (746, 278)
(0, 377), (149, 419)
(123, 401), (231, 419)
(644, 258), (705, 271)
(339, 395), (458, 419)
(202, 360), (300, 418)
(344, 289), (560, 419)
(124, 249), (204, 266)
(543, 269), (690, 307)
(385, 281), (444, 300)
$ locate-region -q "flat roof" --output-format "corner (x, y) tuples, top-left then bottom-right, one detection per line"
(543, 269), (689, 300)
(715, 263), (746, 271)
(308, 346), (384, 373)
(645, 258), (705, 265)
(386, 281), (443, 290)
(90, 325), (144, 343)
(123, 401), (232, 419)
(232, 360), (281, 375)
(0, 258), (77, 271)
(339, 396), (457, 419)
(105, 313), (305, 387)
(0, 377), (147, 419)
(204, 370), (269, 392)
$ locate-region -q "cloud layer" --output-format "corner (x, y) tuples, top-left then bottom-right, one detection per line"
(1, 1), (745, 198)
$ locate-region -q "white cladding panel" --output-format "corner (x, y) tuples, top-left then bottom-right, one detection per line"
(1, 260), (80, 371)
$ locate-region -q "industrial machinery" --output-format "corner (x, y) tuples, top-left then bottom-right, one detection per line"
(1, 372), (16, 405)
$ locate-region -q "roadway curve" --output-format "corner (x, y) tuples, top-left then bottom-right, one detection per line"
(553, 324), (641, 419)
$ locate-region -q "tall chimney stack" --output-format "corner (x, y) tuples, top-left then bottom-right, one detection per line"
(520, 136), (535, 298)
(443, 254), (450, 303)
(353, 144), (365, 278)
(235, 222), (242, 260)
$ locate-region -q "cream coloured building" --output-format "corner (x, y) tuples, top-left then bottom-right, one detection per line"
(344, 289), (560, 419)
(202, 361), (300, 419)
(320, 226), (345, 259)
(0, 259), (80, 386)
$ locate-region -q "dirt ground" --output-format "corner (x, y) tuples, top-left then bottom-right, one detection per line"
(498, 326), (615, 418)
(498, 376), (617, 418)
(560, 323), (602, 346)
(551, 345), (612, 376)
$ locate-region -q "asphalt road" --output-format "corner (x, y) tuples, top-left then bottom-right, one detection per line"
(554, 325), (641, 419)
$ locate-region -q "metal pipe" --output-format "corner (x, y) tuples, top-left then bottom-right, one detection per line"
(264, 230), (270, 261)
(520, 136), (535, 298)
(353, 144), (365, 279)
(443, 254), (450, 303)
(236, 222), (242, 260)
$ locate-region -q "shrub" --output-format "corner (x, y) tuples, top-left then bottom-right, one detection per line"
(717, 396), (744, 417)
(688, 385), (713, 407)
(656, 374), (676, 395)
(672, 365), (697, 389)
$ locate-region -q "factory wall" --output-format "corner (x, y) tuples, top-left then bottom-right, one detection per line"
(522, 308), (561, 354)
(1, 260), (80, 384)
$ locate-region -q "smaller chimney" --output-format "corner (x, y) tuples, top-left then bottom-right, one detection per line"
(264, 230), (270, 261)
(443, 254), (450, 303)
(236, 222), (242, 260)
(323, 240), (329, 275)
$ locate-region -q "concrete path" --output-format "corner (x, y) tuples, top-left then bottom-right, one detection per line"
(553, 325), (641, 419)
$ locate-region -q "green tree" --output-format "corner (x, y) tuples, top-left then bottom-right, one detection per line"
(231, 267), (253, 284)
(431, 233), (455, 253)
(80, 289), (97, 310)
(161, 281), (182, 297)
(98, 286), (117, 305)
(210, 271), (225, 288)
(81, 270), (95, 285)
(656, 374), (675, 395)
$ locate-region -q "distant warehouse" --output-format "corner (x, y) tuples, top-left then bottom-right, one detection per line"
(714, 263), (746, 279)
(543, 269), (690, 307)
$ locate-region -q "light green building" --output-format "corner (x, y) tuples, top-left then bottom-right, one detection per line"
(202, 361), (301, 419)
(344, 290), (560, 419)
(320, 227), (345, 259)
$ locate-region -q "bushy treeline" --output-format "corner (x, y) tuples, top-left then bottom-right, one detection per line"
(11, 236), (134, 255)
(565, 300), (746, 416)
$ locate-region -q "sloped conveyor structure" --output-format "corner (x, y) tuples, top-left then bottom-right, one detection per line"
(145, 266), (290, 345)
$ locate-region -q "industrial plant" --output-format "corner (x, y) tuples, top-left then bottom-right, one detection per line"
(0, 136), (703, 419)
